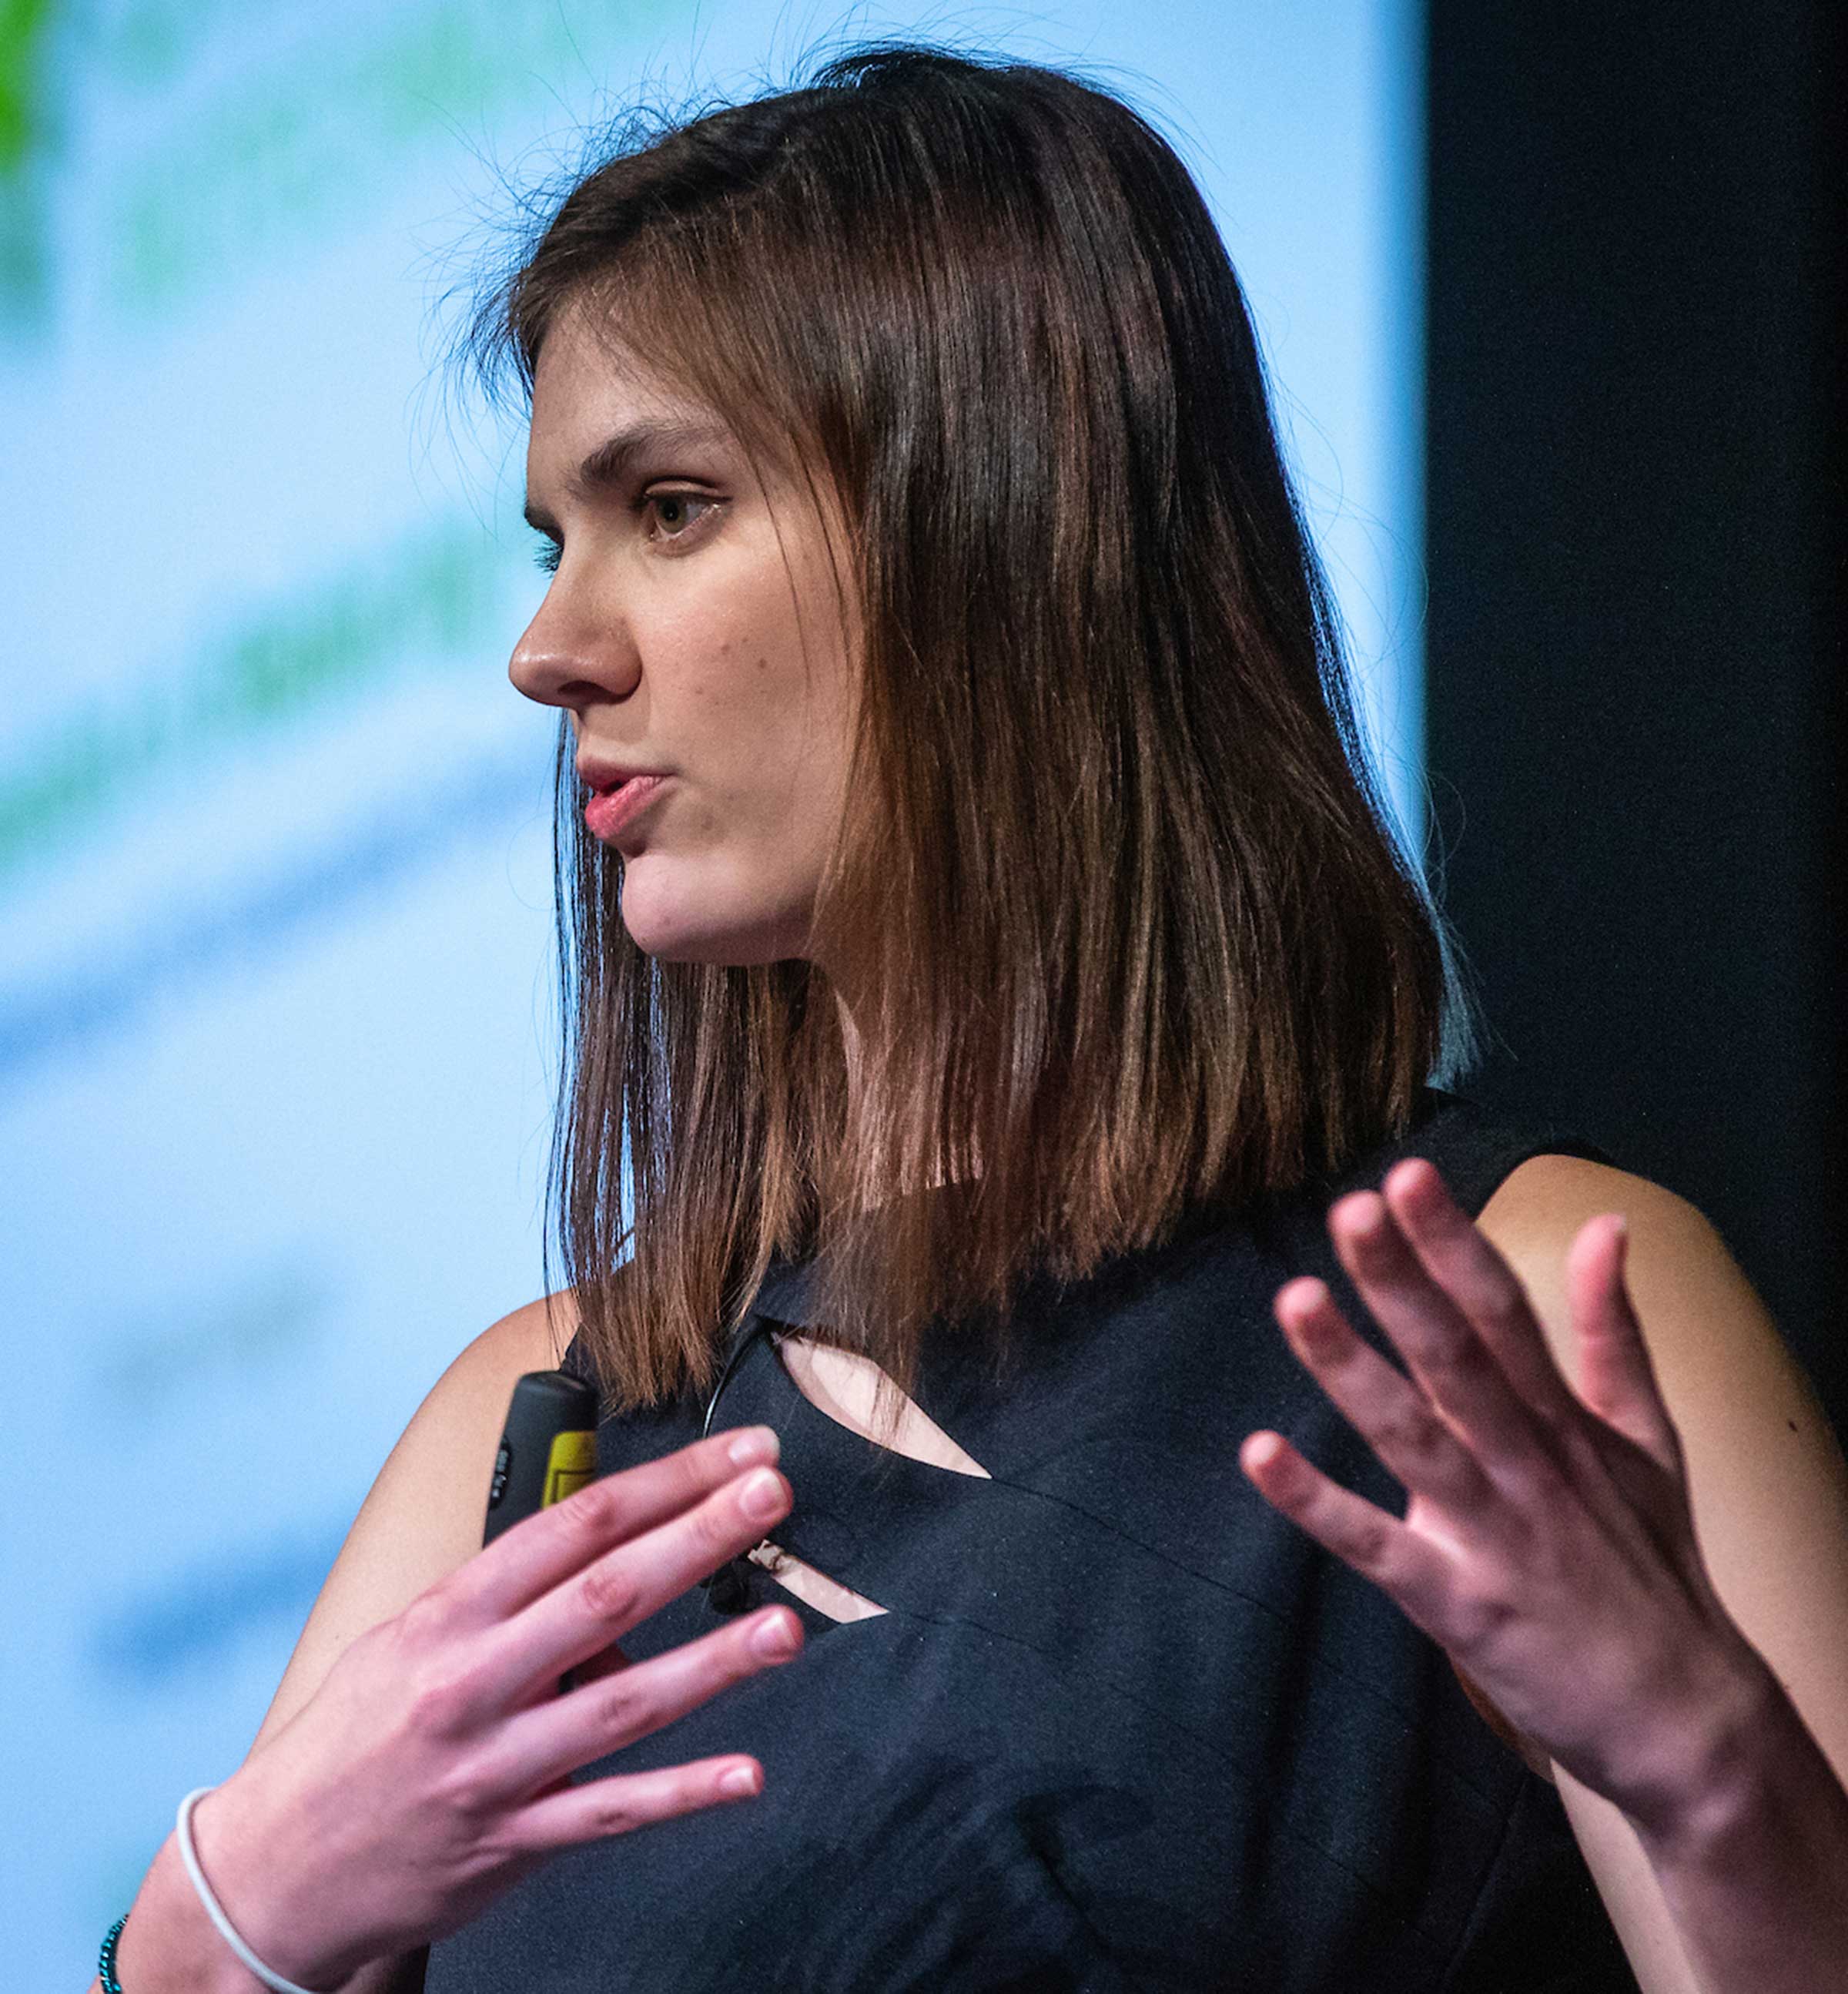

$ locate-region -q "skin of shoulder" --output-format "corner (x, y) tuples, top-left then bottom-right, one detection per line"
(246, 1290), (579, 1758)
(1477, 1155), (1848, 1994)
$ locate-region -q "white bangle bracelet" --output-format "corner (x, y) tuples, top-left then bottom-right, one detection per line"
(175, 1786), (333, 1994)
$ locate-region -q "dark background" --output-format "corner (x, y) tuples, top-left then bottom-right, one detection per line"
(1424, 2), (1845, 1426)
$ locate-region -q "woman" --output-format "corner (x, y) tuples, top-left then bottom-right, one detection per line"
(97, 45), (1848, 1994)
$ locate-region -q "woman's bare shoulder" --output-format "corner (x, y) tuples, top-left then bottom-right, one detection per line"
(246, 1291), (581, 1754)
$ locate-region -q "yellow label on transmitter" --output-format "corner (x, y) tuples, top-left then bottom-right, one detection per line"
(541, 1429), (597, 1506)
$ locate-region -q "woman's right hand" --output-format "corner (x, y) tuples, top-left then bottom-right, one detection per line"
(123, 1423), (801, 1992)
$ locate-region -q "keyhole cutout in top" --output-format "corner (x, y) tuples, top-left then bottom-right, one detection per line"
(775, 1334), (992, 1478)
(740, 1333), (991, 1625)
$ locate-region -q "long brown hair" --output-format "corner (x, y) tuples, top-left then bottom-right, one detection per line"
(470, 43), (1468, 1409)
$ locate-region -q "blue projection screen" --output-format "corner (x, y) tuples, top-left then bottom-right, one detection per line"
(0, 2), (1421, 1973)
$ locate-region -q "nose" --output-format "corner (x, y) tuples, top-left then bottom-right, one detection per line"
(508, 573), (641, 712)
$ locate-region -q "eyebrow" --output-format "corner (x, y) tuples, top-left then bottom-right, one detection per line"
(522, 419), (736, 538)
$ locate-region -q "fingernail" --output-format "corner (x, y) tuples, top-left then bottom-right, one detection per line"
(727, 1426), (780, 1468)
(752, 1611), (798, 1661)
(719, 1764), (760, 1798)
(740, 1468), (785, 1520)
(1343, 1196), (1386, 1244)
(1243, 1432), (1286, 1471)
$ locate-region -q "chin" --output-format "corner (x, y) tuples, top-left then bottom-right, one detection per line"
(617, 869), (811, 967)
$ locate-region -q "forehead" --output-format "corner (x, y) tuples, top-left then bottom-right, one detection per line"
(527, 307), (732, 459)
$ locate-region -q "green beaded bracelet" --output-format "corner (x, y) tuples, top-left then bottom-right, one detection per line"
(99, 1914), (127, 1993)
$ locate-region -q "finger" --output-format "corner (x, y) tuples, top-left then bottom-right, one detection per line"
(1239, 1430), (1455, 1636)
(484, 1605), (803, 1800)
(445, 1426), (784, 1626)
(510, 1751), (767, 1854)
(1328, 1188), (1562, 1487)
(1565, 1215), (1682, 1473)
(1272, 1279), (1495, 1511)
(476, 1463), (795, 1700)
(1380, 1161), (1585, 1423)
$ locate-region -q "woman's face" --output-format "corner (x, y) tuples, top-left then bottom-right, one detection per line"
(511, 306), (859, 969)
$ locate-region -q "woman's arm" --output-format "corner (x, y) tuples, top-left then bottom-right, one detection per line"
(1481, 1158), (1848, 1994)
(1239, 1155), (1848, 1994)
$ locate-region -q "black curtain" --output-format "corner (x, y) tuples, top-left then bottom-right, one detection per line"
(1424, 2), (1846, 1424)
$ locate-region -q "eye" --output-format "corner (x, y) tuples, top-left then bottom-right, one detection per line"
(527, 490), (719, 576)
(641, 490), (720, 544)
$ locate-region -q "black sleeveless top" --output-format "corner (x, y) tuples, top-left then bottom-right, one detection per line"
(426, 1091), (1640, 1991)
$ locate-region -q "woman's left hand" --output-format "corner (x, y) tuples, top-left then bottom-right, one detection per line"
(1240, 1158), (1782, 1838)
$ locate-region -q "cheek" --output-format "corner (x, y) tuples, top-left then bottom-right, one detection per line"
(665, 590), (791, 712)
(695, 635), (831, 762)
(701, 642), (781, 711)
(648, 570), (852, 797)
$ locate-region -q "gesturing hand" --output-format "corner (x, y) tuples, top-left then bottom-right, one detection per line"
(173, 1426), (803, 1992)
(1239, 1159), (1779, 1835)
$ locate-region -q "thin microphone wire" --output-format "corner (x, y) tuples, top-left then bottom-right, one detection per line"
(701, 1316), (774, 1440)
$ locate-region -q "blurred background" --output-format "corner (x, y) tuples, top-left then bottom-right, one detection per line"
(1, 1), (1839, 1980)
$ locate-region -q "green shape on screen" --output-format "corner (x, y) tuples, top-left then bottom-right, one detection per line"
(0, 0), (58, 175)
(0, 513), (518, 883)
(0, 0), (58, 322)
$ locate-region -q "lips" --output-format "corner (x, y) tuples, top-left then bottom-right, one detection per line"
(583, 772), (671, 843)
(576, 758), (671, 793)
